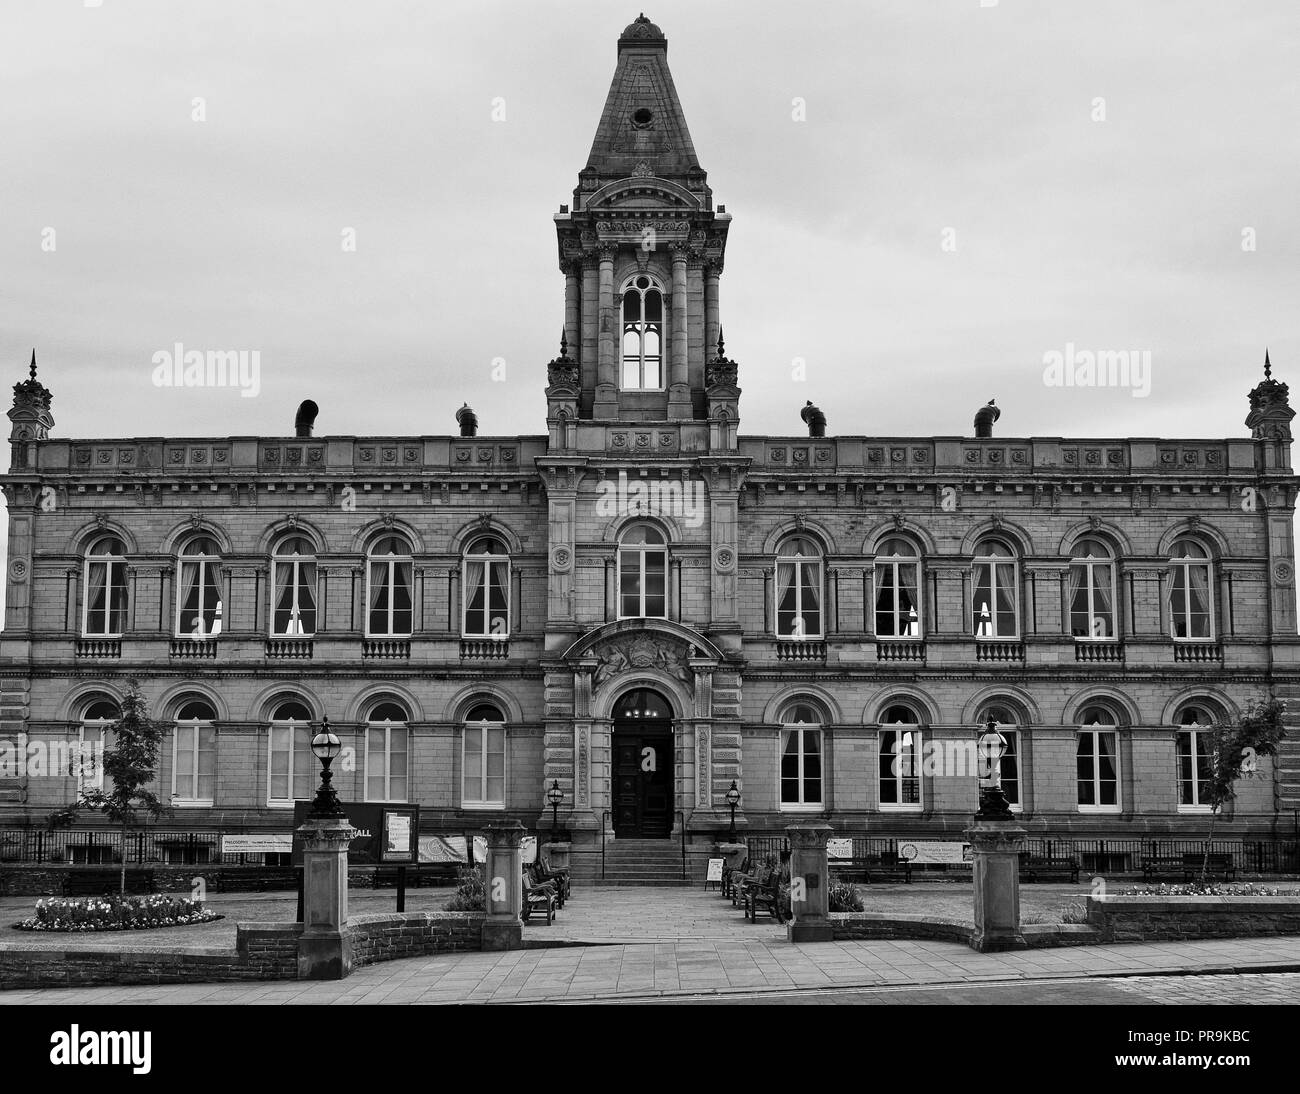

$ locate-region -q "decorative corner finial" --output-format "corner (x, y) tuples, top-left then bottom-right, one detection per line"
(1265, 348), (1272, 380)
(560, 330), (568, 357)
(29, 349), (36, 382)
(716, 328), (725, 359)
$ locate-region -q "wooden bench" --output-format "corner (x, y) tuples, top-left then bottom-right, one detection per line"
(528, 861), (568, 907)
(746, 870), (786, 924)
(721, 857), (749, 900)
(1019, 854), (1080, 883)
(521, 873), (557, 925)
(731, 860), (767, 908)
(1143, 852), (1236, 883)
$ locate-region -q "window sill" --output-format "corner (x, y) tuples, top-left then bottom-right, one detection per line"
(171, 800), (214, 808)
(878, 804), (923, 813)
(778, 804), (825, 813)
(1177, 805), (1213, 814)
(461, 803), (506, 812)
(1076, 805), (1122, 814)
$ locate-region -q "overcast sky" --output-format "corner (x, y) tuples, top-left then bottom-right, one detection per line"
(1, 0), (1297, 561)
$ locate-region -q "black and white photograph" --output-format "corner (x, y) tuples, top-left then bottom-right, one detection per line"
(0, 0), (1297, 1062)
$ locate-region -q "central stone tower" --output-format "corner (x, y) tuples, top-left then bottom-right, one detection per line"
(552, 14), (731, 424)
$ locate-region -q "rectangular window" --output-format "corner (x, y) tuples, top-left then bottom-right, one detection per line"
(463, 559), (510, 637)
(83, 559), (128, 637)
(1069, 563), (1115, 639)
(1170, 565), (1214, 639)
(619, 552), (666, 618)
(172, 724), (217, 804)
(268, 724), (313, 806)
(776, 560), (823, 638)
(368, 560), (413, 637)
(973, 561), (1018, 638)
(779, 727), (823, 808)
(1077, 730), (1120, 811)
(76, 726), (116, 792)
(462, 725), (506, 807)
(1177, 729), (1213, 811)
(874, 561), (921, 637)
(177, 560), (222, 637)
(365, 726), (408, 802)
(879, 728), (922, 810)
(272, 558), (317, 636)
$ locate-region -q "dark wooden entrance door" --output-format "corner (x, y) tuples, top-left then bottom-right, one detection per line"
(612, 733), (672, 839)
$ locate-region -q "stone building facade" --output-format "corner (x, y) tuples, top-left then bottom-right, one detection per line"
(2, 15), (1298, 859)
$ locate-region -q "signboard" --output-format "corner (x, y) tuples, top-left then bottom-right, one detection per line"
(897, 840), (972, 865)
(705, 858), (724, 882)
(290, 801), (420, 866)
(222, 834), (293, 855)
(826, 838), (853, 861)
(418, 834), (467, 865)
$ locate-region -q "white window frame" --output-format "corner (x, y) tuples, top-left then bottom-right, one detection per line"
(172, 709), (217, 806)
(878, 719), (923, 812)
(82, 537), (128, 638)
(1176, 712), (1215, 813)
(874, 539), (922, 639)
(365, 719), (409, 803)
(78, 705), (117, 792)
(461, 539), (511, 639)
(972, 540), (1020, 640)
(617, 526), (668, 620)
(1169, 542), (1216, 641)
(365, 538), (414, 638)
(270, 536), (318, 638)
(778, 720), (824, 811)
(619, 274), (665, 391)
(174, 537), (223, 639)
(266, 707), (314, 808)
(462, 716), (507, 810)
(1076, 725), (1121, 813)
(1069, 540), (1117, 641)
(775, 539), (824, 640)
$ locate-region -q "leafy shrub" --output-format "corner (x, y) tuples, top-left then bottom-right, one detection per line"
(1059, 901), (1089, 923)
(14, 894), (220, 932)
(828, 880), (863, 913)
(446, 865), (485, 911)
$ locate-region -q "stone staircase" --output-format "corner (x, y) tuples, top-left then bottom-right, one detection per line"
(568, 838), (697, 887)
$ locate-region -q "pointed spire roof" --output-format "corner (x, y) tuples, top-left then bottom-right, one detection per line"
(583, 15), (703, 187)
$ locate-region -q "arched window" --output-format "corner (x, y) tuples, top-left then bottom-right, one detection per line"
(972, 538), (1018, 639)
(173, 699), (217, 805)
(462, 536), (510, 638)
(1069, 537), (1116, 639)
(365, 701), (409, 802)
(78, 699), (118, 791)
(977, 703), (1021, 808)
(176, 535), (222, 638)
(620, 274), (664, 390)
(874, 536), (921, 638)
(1175, 703), (1218, 812)
(618, 523), (668, 619)
(367, 535), (413, 637)
(267, 699), (313, 806)
(271, 535), (317, 637)
(1077, 704), (1120, 812)
(463, 702), (506, 808)
(83, 536), (128, 638)
(779, 701), (823, 809)
(1169, 539), (1214, 640)
(775, 535), (823, 639)
(879, 703), (923, 811)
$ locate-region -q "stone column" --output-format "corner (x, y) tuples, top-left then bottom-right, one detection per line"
(581, 257), (599, 395)
(704, 263), (721, 358)
(562, 260), (581, 365)
(296, 813), (355, 980)
(668, 245), (690, 417)
(965, 819), (1028, 952)
(594, 245), (618, 417)
(481, 821), (525, 951)
(786, 822), (834, 943)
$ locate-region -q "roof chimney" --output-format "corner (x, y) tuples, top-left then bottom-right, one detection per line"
(295, 399), (319, 438)
(456, 403), (478, 438)
(974, 398), (1000, 438)
(800, 400), (826, 438)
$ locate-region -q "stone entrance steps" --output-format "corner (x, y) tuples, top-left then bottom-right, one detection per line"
(568, 839), (701, 887)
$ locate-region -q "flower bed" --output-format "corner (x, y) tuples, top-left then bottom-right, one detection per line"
(1116, 883), (1299, 897)
(12, 894), (223, 932)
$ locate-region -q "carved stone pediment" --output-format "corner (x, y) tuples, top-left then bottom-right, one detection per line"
(592, 633), (694, 692)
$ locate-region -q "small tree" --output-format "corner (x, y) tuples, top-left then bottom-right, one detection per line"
(77, 681), (167, 894)
(1198, 696), (1287, 886)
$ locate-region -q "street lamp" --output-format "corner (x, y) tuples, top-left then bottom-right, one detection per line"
(725, 780), (741, 839)
(547, 780), (564, 839)
(309, 716), (344, 816)
(975, 715), (1013, 820)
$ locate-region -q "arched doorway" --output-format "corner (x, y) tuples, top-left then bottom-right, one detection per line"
(611, 688), (673, 839)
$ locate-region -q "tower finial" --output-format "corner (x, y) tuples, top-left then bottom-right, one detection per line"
(29, 349), (36, 382)
(560, 329), (568, 357)
(716, 327), (725, 359)
(1265, 347), (1272, 380)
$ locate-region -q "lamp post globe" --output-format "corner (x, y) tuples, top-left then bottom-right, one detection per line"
(725, 780), (741, 840)
(547, 780), (564, 839)
(309, 716), (344, 816)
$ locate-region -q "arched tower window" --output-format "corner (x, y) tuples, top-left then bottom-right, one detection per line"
(367, 534), (413, 638)
(620, 275), (664, 390)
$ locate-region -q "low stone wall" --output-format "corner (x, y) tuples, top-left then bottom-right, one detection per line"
(1088, 896), (1300, 942)
(0, 912), (487, 989)
(0, 865), (297, 897)
(348, 912), (485, 967)
(830, 913), (972, 944)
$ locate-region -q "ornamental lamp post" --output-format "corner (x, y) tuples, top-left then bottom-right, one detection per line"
(974, 715), (1013, 820)
(725, 780), (741, 839)
(547, 780), (564, 840)
(309, 716), (344, 817)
